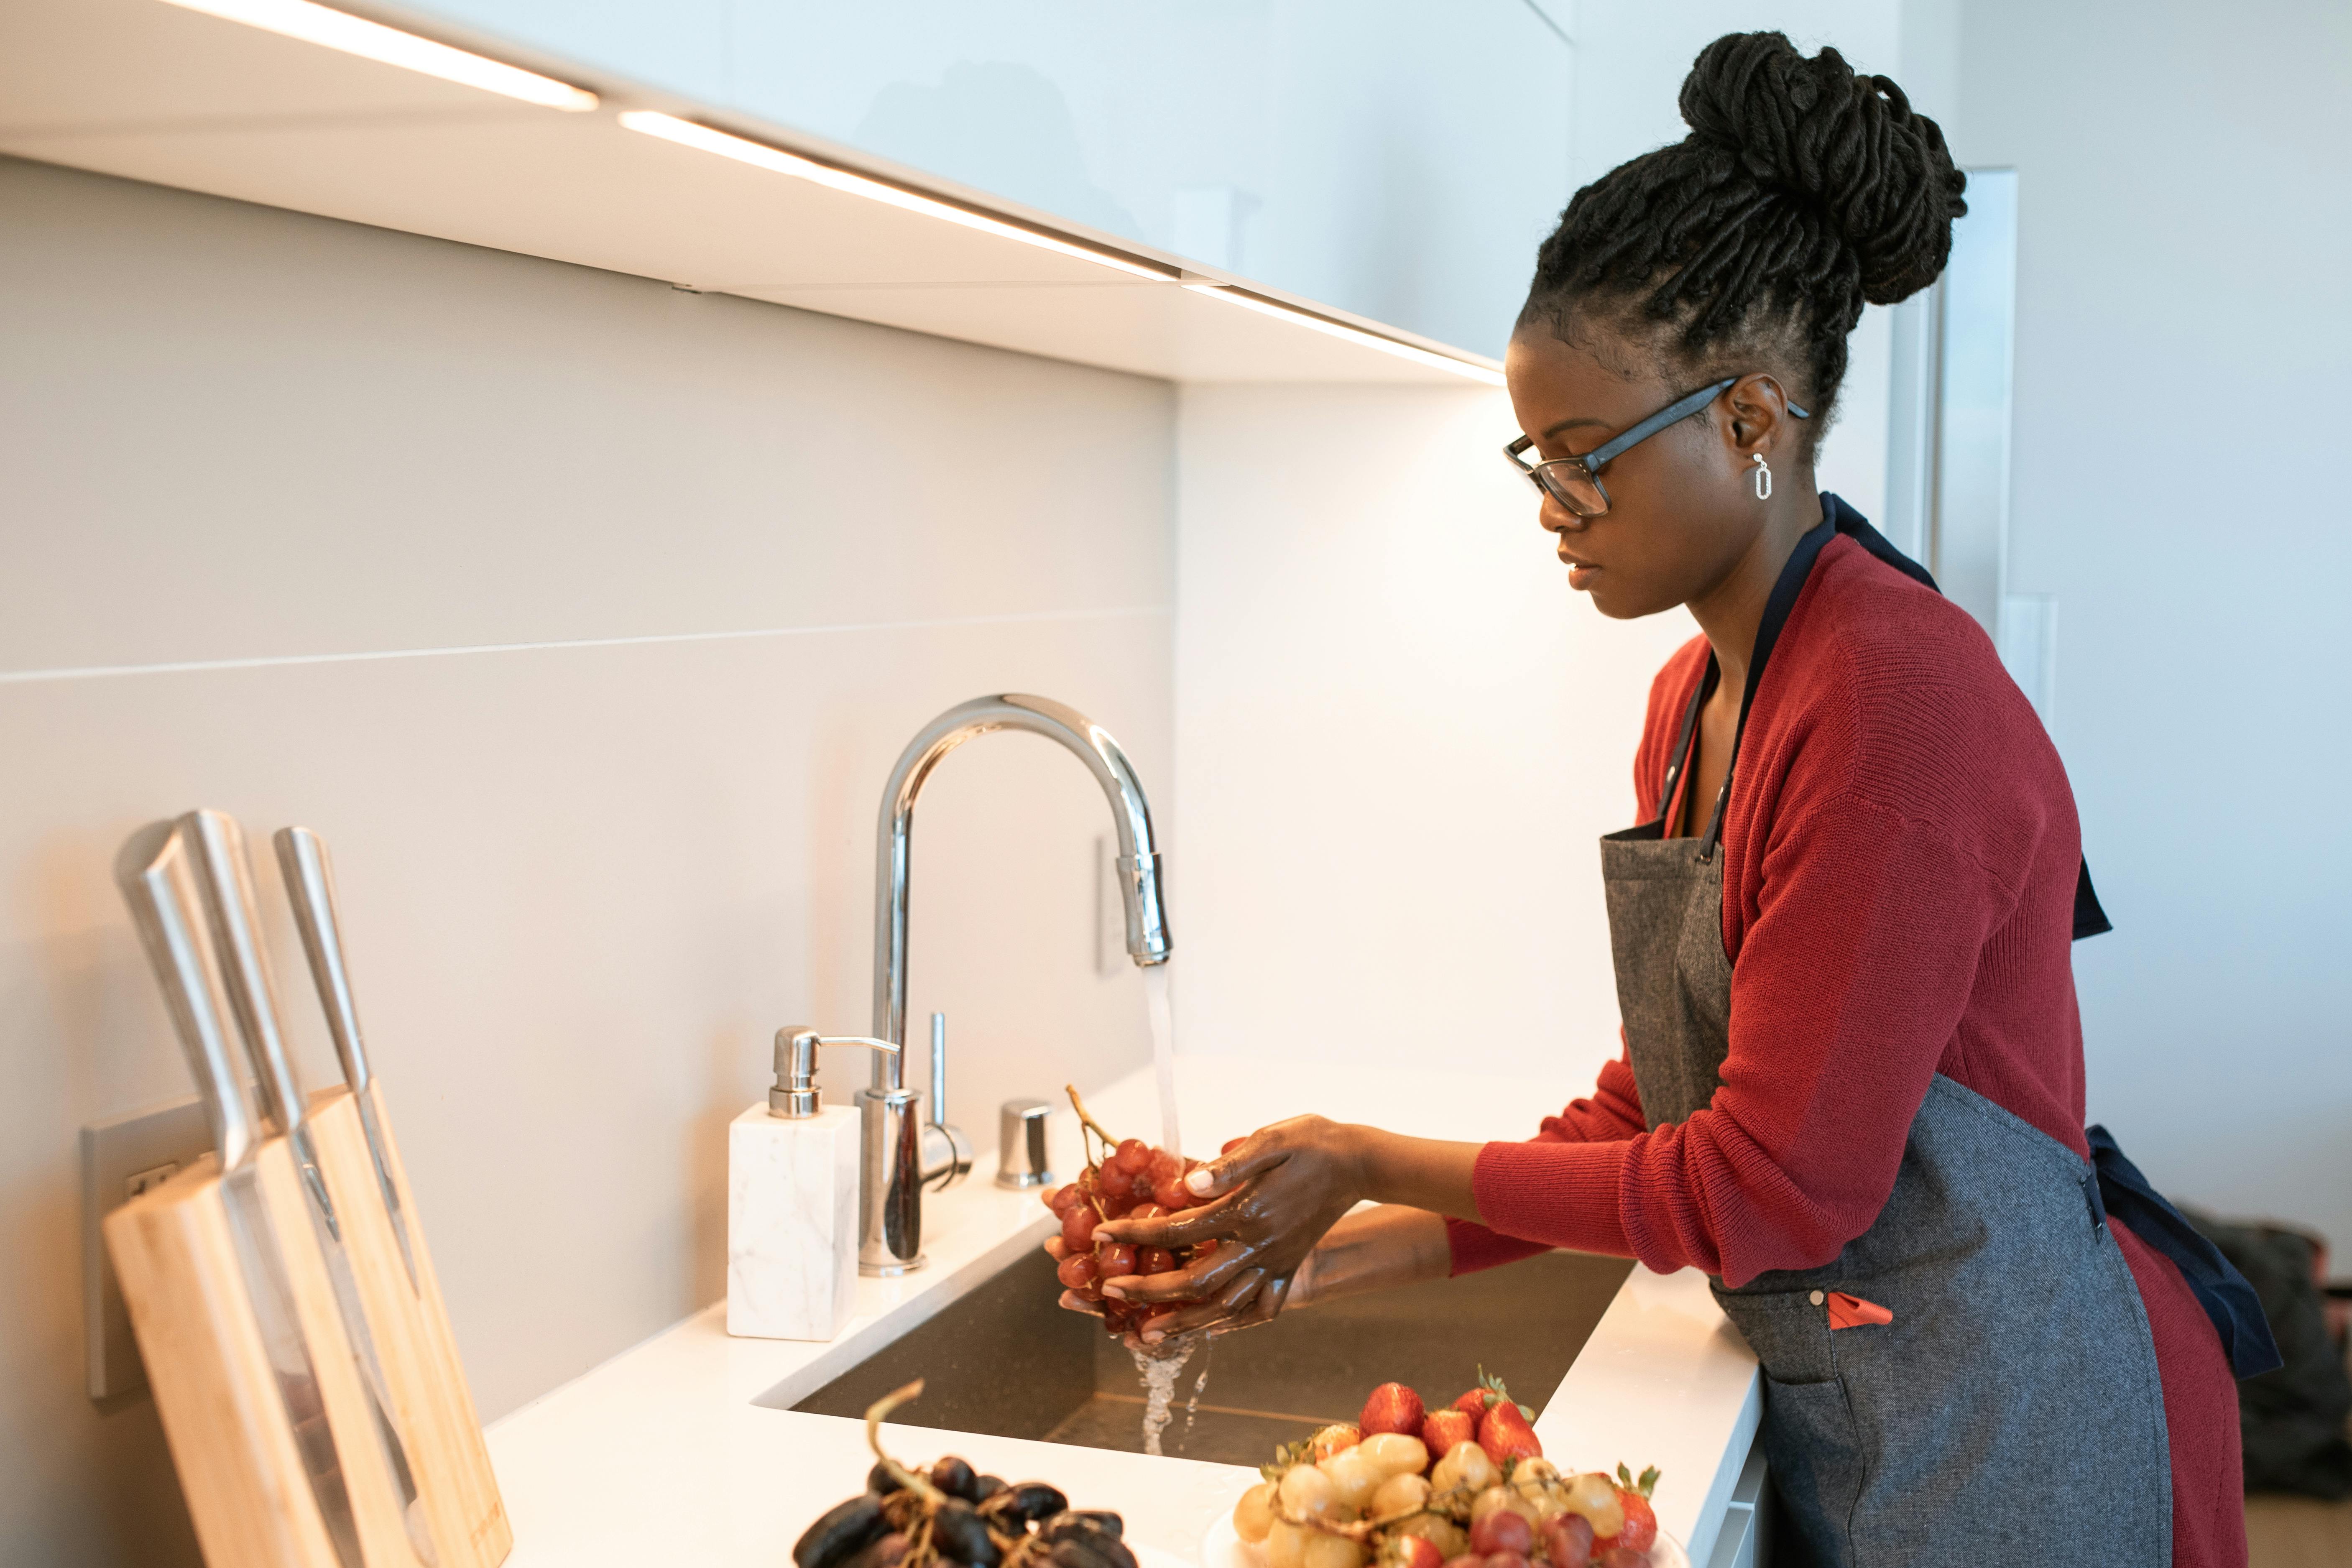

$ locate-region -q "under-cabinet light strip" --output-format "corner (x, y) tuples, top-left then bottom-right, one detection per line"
(157, 0), (598, 109)
(618, 112), (1176, 283)
(1182, 283), (1507, 386)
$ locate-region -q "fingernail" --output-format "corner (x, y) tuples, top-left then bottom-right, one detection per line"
(1142, 1331), (1162, 1344)
(1102, 1285), (1125, 1300)
(1185, 1167), (1215, 1194)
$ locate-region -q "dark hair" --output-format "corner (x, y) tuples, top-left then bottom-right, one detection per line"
(1519, 31), (1966, 455)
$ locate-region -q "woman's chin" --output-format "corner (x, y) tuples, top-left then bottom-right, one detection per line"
(1583, 580), (1677, 622)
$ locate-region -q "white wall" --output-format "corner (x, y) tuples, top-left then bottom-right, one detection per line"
(1940, 0), (2352, 1246)
(1171, 383), (1692, 1090)
(0, 155), (1172, 1564)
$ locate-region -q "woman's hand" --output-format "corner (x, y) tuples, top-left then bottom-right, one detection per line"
(1062, 1200), (1458, 1347)
(1058, 1243), (1329, 1342)
(1086, 1115), (1370, 1341)
(1051, 1115), (1482, 1346)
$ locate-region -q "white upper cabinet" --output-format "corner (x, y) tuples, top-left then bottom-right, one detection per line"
(402, 0), (1575, 357)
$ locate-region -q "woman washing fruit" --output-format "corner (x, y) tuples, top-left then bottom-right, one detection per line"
(1068, 31), (2278, 1568)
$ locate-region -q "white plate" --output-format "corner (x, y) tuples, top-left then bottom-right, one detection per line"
(1198, 1510), (1690, 1568)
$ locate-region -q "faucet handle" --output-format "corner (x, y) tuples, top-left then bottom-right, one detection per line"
(771, 1026), (898, 1118)
(996, 1099), (1056, 1190)
(919, 1011), (973, 1191)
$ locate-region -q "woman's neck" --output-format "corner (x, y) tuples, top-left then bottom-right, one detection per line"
(1688, 479), (1826, 699)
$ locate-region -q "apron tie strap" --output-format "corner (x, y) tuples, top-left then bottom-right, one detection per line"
(2088, 1126), (2283, 1379)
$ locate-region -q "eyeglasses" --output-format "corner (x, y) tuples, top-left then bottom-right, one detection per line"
(1503, 378), (1810, 518)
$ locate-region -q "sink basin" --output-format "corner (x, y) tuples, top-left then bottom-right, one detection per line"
(783, 1244), (1633, 1466)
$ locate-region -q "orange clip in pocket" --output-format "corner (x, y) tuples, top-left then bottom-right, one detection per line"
(1825, 1291), (1893, 1331)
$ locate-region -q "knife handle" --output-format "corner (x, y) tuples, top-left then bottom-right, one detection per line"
(115, 819), (261, 1172)
(184, 809), (309, 1139)
(275, 826), (373, 1097)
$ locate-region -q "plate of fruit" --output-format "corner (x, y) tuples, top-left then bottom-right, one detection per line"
(794, 1381), (1152, 1568)
(1202, 1374), (1683, 1568)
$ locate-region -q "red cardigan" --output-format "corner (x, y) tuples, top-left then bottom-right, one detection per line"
(1448, 533), (2243, 1566)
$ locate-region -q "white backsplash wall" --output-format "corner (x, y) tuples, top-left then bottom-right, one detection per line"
(0, 154), (1171, 1565)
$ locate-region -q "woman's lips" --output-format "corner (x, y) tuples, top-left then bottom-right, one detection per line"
(1557, 544), (1600, 590)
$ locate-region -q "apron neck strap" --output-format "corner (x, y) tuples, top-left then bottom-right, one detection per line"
(1654, 662), (1718, 825)
(1692, 505), (1845, 861)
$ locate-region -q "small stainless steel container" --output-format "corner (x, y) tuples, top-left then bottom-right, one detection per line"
(995, 1098), (1055, 1189)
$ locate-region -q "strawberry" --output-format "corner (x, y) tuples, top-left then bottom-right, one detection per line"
(1597, 1465), (1660, 1555)
(1420, 1407), (1475, 1456)
(1603, 1494), (1656, 1555)
(1451, 1365), (1534, 1422)
(1383, 1534), (1443, 1568)
(1307, 1422), (1361, 1462)
(1361, 1382), (1425, 1438)
(1479, 1402), (1542, 1466)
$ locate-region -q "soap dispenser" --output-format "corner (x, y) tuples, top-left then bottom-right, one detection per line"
(727, 1026), (895, 1341)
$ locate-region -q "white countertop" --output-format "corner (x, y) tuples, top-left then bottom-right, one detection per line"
(485, 1055), (1760, 1567)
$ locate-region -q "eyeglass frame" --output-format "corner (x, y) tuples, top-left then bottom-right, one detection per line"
(1503, 376), (1811, 518)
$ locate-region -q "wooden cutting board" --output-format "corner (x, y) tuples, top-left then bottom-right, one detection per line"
(107, 1138), (432, 1568)
(305, 1083), (512, 1568)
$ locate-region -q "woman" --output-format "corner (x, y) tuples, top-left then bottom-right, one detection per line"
(1086, 33), (2273, 1568)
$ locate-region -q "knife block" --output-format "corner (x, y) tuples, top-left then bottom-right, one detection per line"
(306, 1083), (512, 1568)
(106, 1138), (429, 1568)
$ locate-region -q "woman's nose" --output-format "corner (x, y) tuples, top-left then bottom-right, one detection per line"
(1538, 498), (1583, 534)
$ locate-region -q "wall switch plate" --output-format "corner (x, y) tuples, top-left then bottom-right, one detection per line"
(82, 1096), (212, 1401)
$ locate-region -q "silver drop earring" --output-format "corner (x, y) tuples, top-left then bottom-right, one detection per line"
(1751, 452), (1772, 501)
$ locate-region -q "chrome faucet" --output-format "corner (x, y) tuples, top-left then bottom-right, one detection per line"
(857, 694), (1172, 1275)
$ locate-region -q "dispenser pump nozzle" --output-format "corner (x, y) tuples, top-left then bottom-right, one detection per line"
(771, 1027), (898, 1118)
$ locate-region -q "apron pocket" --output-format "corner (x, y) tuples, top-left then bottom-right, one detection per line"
(1714, 1286), (1866, 1566)
(1760, 1374), (1866, 1568)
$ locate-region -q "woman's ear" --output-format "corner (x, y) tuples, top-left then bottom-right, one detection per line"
(1722, 372), (1798, 455)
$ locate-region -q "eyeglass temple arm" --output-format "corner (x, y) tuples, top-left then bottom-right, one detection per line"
(1506, 376), (1811, 472)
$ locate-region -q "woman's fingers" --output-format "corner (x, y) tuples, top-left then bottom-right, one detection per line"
(1095, 1187), (1244, 1249)
(1208, 1274), (1293, 1337)
(1057, 1290), (1106, 1318)
(1180, 1126), (1297, 1202)
(1135, 1268), (1269, 1344)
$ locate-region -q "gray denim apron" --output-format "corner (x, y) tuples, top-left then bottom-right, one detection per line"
(1600, 510), (2173, 1567)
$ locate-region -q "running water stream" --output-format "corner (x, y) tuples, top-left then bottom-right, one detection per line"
(1133, 962), (1203, 1453)
(1127, 1330), (1212, 1456)
(1143, 962), (1181, 1158)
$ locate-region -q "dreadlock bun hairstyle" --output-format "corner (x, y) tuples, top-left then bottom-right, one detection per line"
(1520, 31), (1966, 457)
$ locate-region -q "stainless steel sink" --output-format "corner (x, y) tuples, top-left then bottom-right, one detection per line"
(784, 1245), (1633, 1466)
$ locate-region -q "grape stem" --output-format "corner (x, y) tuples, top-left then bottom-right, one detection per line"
(1064, 1083), (1121, 1162)
(1065, 1084), (1122, 1220)
(863, 1381), (946, 1507)
(1270, 1486), (1469, 1543)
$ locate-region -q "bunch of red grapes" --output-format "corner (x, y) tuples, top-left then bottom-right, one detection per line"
(1041, 1133), (1235, 1338)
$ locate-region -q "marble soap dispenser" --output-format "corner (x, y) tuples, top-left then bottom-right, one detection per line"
(727, 1026), (896, 1341)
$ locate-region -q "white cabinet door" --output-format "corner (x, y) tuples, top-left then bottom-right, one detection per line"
(406, 0), (1575, 354)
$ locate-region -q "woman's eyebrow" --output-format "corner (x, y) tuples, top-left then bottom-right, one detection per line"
(1541, 415), (1612, 440)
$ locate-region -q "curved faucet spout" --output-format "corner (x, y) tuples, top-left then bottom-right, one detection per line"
(871, 694), (1170, 1083)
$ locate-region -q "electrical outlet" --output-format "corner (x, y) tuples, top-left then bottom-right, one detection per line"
(82, 1097), (213, 1401)
(125, 1162), (181, 1199)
